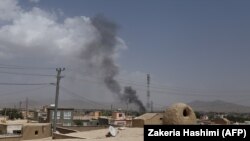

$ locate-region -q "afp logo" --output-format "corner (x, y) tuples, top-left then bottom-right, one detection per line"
(222, 129), (246, 138)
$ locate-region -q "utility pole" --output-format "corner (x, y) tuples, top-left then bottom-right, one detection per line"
(19, 101), (22, 110)
(26, 97), (28, 120)
(147, 74), (150, 112)
(53, 68), (65, 133)
(126, 101), (129, 115)
(19, 101), (22, 118)
(111, 104), (113, 111)
(150, 101), (153, 112)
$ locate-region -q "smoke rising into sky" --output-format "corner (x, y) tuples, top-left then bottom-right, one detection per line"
(81, 15), (122, 98)
(80, 15), (146, 111)
(1, 0), (250, 109)
(123, 86), (146, 113)
(0, 0), (146, 111)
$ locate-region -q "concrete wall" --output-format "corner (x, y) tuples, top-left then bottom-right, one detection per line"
(132, 114), (163, 127)
(211, 118), (230, 125)
(0, 136), (21, 141)
(22, 124), (51, 140)
(7, 125), (22, 134)
(126, 120), (132, 127)
(0, 125), (7, 134)
(112, 112), (125, 120)
(132, 119), (144, 127)
(59, 126), (108, 132)
(110, 120), (126, 126)
(144, 115), (163, 125)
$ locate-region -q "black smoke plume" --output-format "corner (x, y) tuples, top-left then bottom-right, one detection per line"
(123, 86), (146, 113)
(81, 15), (122, 98)
(80, 15), (145, 112)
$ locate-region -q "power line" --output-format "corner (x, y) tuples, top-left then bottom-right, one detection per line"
(0, 85), (51, 96)
(0, 82), (52, 86)
(116, 78), (250, 94)
(60, 85), (108, 108)
(63, 70), (250, 94)
(63, 76), (207, 98)
(62, 75), (250, 109)
(63, 75), (250, 97)
(0, 70), (55, 77)
(0, 63), (55, 70)
(56, 68), (250, 96)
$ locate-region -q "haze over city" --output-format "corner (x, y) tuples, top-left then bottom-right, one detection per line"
(0, 0), (250, 110)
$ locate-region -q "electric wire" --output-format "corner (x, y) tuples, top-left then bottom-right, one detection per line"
(0, 63), (55, 70)
(60, 85), (109, 108)
(0, 70), (55, 77)
(0, 82), (52, 86)
(0, 85), (51, 96)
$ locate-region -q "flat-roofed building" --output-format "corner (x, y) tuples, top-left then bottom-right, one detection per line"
(46, 107), (74, 126)
(0, 120), (51, 140)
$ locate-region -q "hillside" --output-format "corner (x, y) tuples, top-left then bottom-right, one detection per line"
(188, 100), (250, 113)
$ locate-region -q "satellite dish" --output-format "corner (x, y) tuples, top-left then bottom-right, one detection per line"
(109, 126), (117, 137)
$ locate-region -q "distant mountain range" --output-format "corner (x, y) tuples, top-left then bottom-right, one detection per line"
(188, 100), (250, 113)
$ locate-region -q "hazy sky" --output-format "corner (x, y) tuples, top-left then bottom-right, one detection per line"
(0, 0), (250, 109)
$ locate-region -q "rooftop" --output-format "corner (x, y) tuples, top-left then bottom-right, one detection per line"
(0, 119), (50, 126)
(134, 113), (163, 120)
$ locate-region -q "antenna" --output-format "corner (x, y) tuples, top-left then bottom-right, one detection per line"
(147, 74), (150, 112)
(26, 97), (28, 120)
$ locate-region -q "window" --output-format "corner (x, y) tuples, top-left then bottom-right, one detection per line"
(64, 111), (72, 119)
(35, 130), (38, 135)
(52, 111), (60, 119)
(119, 113), (123, 117)
(13, 130), (22, 134)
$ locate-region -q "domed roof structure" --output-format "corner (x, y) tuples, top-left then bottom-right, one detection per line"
(163, 103), (197, 125)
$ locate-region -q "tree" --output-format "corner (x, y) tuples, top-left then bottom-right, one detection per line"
(194, 111), (202, 119)
(1, 108), (23, 120)
(73, 120), (83, 126)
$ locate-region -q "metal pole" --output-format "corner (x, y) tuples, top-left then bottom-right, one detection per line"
(53, 68), (65, 133)
(26, 97), (28, 120)
(147, 74), (150, 112)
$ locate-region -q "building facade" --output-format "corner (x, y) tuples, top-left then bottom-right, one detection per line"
(46, 108), (74, 126)
(0, 122), (51, 140)
(132, 113), (163, 127)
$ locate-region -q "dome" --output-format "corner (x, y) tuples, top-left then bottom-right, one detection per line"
(163, 103), (197, 125)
